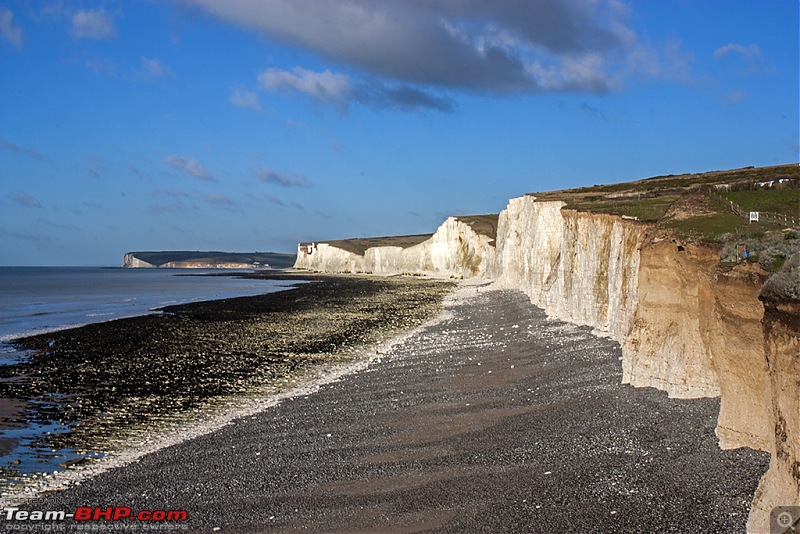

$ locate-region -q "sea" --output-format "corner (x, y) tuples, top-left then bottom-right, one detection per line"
(0, 266), (292, 344)
(0, 266), (295, 488)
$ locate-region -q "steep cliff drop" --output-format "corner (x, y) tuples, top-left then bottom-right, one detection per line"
(748, 254), (800, 532)
(492, 196), (643, 341)
(492, 194), (788, 532)
(295, 215), (496, 278)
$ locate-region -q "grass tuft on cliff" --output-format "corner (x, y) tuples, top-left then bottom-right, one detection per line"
(761, 252), (800, 301)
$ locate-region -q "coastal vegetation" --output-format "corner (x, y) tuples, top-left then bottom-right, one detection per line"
(534, 164), (800, 271)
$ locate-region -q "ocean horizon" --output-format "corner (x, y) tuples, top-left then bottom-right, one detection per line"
(0, 266), (294, 343)
(0, 266), (299, 486)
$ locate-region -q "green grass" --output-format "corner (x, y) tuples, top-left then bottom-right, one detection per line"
(657, 194), (786, 242)
(721, 189), (800, 217)
(535, 163), (799, 198)
(565, 196), (678, 222)
(659, 213), (747, 241)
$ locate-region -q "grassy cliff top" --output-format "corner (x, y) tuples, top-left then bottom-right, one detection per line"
(534, 164), (799, 201)
(532, 164), (799, 233)
(532, 163), (799, 271)
(303, 234), (434, 256)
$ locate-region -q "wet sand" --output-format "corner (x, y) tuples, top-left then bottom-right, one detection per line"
(16, 285), (767, 532)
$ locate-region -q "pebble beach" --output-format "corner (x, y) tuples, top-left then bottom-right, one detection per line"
(5, 279), (769, 532)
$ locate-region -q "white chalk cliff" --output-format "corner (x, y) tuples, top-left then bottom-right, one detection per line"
(123, 253), (156, 268)
(295, 216), (495, 278)
(296, 194), (798, 533)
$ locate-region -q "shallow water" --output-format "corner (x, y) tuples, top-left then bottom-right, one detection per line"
(0, 266), (293, 341)
(0, 267), (297, 490)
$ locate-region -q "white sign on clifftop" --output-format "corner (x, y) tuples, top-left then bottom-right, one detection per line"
(749, 211), (759, 223)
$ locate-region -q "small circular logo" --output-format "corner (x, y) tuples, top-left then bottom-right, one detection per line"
(777, 510), (794, 529)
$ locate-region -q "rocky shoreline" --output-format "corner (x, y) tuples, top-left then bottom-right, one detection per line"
(0, 273), (454, 494)
(9, 285), (768, 532)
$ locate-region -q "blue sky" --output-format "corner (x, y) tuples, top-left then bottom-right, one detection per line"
(1, 0), (797, 266)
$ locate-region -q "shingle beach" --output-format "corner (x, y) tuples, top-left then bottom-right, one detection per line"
(10, 282), (768, 532)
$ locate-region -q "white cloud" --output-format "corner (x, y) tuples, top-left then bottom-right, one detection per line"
(258, 67), (352, 104)
(0, 7), (23, 48)
(258, 66), (456, 111)
(714, 43), (761, 60)
(71, 9), (116, 40)
(257, 168), (310, 188)
(713, 43), (766, 76)
(164, 155), (215, 181)
(187, 0), (709, 110)
(9, 191), (42, 208)
(187, 0), (643, 98)
(230, 87), (262, 111)
(624, 38), (695, 83)
(528, 52), (615, 92)
(139, 57), (172, 79)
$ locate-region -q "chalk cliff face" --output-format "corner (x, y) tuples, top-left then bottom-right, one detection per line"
(492, 196), (643, 341)
(622, 237), (722, 399)
(158, 261), (256, 269)
(706, 264), (772, 453)
(298, 193), (794, 530)
(123, 253), (264, 269)
(490, 194), (784, 532)
(294, 216), (495, 278)
(123, 253), (155, 268)
(618, 236), (773, 453)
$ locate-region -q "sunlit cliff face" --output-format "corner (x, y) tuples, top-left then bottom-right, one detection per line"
(295, 195), (798, 533)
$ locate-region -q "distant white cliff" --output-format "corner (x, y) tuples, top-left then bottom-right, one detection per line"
(295, 216), (496, 278)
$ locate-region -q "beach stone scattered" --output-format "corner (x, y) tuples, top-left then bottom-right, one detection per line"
(18, 286), (767, 532)
(0, 274), (453, 487)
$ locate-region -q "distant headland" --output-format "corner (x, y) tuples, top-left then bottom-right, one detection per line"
(123, 251), (297, 269)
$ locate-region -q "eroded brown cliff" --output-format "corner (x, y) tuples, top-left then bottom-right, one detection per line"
(748, 296), (800, 532)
